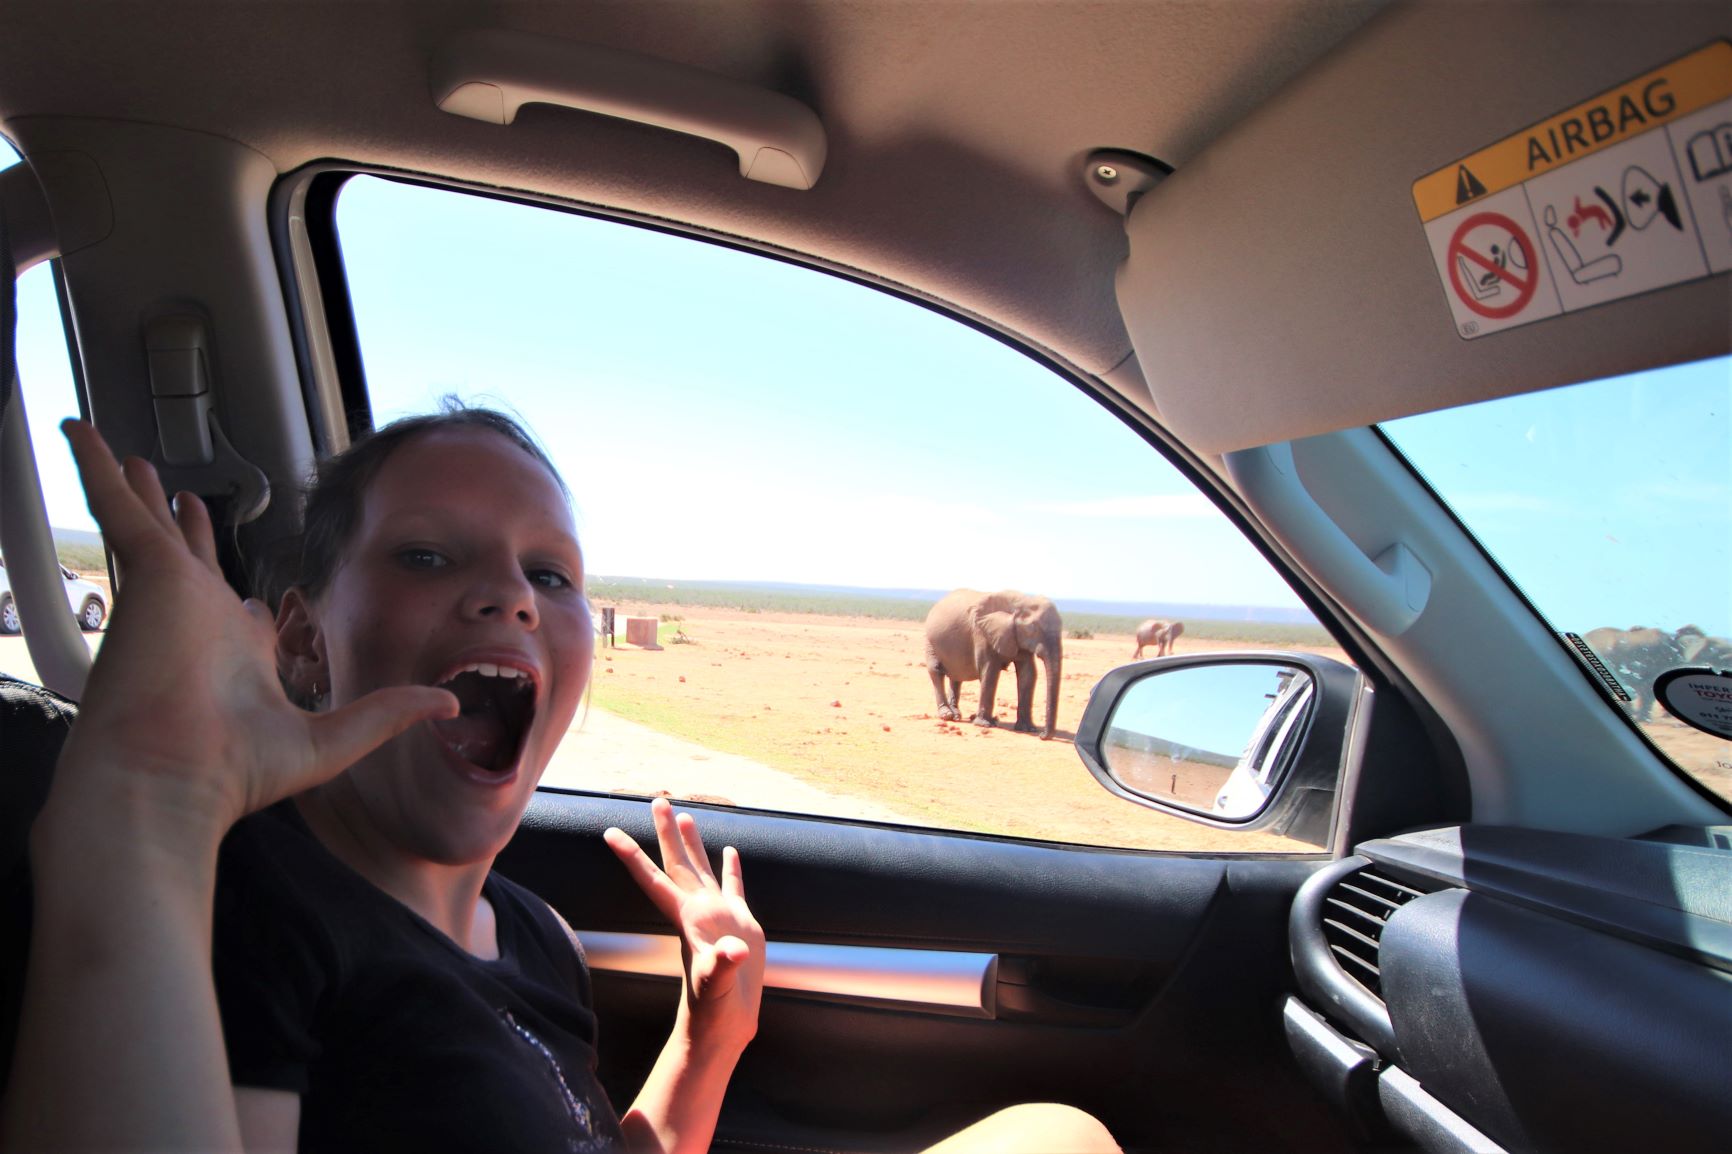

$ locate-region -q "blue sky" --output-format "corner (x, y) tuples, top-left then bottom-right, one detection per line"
(7, 140), (1728, 634)
(1385, 359), (1731, 636)
(336, 176), (1299, 608)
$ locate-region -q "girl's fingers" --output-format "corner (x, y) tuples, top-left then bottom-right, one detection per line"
(121, 455), (178, 537)
(241, 597), (276, 639)
(62, 421), (156, 552)
(675, 811), (717, 886)
(602, 827), (687, 923)
(691, 937), (747, 1002)
(301, 686), (458, 796)
(63, 422), (219, 580)
(722, 845), (745, 901)
(173, 491), (222, 576)
(651, 798), (698, 882)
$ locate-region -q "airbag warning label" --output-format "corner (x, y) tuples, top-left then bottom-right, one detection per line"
(1414, 41), (1732, 339)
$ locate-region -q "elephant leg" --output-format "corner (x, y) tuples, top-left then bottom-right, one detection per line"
(1040, 646), (1061, 740)
(929, 664), (959, 721)
(1133, 643), (1144, 659)
(973, 661), (1002, 727)
(947, 677), (963, 713)
(1011, 653), (1036, 733)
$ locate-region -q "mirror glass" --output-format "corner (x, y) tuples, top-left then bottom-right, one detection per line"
(1099, 663), (1314, 820)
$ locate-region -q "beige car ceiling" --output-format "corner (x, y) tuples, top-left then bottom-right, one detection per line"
(2, 1), (1726, 453)
(1119, 2), (1731, 453)
(0, 0), (1383, 381)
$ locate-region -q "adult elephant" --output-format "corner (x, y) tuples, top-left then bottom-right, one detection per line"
(923, 589), (1063, 739)
(1133, 618), (1184, 658)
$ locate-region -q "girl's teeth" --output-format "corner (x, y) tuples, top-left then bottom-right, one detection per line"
(445, 662), (528, 681)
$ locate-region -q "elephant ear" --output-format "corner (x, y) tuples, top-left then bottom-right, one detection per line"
(976, 609), (1020, 661)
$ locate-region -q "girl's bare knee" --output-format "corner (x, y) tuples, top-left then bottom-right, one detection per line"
(925, 1102), (1120, 1154)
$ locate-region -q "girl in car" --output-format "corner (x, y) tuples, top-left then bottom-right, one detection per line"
(3, 408), (1117, 1153)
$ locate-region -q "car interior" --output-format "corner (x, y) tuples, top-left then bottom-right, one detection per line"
(1, 2), (1729, 1152)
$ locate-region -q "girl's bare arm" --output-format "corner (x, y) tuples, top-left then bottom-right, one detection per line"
(0, 423), (452, 1153)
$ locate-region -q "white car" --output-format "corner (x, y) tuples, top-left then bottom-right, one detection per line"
(0, 556), (108, 634)
(1213, 670), (1317, 818)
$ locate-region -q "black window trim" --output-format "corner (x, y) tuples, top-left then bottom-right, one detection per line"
(269, 159), (1466, 853)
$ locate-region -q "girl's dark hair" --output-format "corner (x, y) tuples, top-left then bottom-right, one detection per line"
(254, 401), (568, 609)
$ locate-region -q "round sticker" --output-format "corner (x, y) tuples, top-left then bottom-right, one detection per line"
(1654, 667), (1732, 739)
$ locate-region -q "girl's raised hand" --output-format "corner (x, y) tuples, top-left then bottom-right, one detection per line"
(604, 798), (765, 1054)
(48, 421), (457, 844)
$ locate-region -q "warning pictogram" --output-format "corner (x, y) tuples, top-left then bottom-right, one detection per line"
(1412, 41), (1732, 223)
(1447, 212), (1539, 319)
(1420, 62), (1729, 340)
(1454, 165), (1488, 204)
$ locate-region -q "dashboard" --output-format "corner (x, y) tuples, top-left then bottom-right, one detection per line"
(1287, 824), (1732, 1153)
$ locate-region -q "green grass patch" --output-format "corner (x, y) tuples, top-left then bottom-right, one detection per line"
(55, 542), (108, 573)
(587, 685), (711, 743)
(586, 685), (811, 782)
(583, 683), (985, 829)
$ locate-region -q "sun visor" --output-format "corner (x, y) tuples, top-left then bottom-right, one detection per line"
(1116, 3), (1732, 455)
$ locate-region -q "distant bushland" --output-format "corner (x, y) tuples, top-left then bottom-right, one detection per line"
(28, 528), (108, 575)
(56, 542), (108, 573)
(585, 576), (1332, 648)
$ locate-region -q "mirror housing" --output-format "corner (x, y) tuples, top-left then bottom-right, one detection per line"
(1074, 651), (1366, 847)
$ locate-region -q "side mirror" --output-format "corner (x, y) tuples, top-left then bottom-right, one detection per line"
(1074, 652), (1366, 847)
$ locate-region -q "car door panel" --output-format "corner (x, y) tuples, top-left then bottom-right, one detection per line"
(498, 791), (1351, 1153)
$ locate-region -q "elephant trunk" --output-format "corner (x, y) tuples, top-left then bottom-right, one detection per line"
(1041, 644), (1061, 740)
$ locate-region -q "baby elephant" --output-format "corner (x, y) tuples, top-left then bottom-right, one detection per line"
(1133, 618), (1184, 659)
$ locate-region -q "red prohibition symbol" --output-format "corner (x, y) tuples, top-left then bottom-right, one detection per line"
(1447, 211), (1538, 320)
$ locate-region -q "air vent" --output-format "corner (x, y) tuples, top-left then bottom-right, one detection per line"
(1321, 867), (1427, 1002)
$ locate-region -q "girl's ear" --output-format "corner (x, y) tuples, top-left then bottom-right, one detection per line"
(275, 588), (327, 701)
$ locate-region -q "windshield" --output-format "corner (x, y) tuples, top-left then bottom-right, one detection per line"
(1382, 356), (1731, 806)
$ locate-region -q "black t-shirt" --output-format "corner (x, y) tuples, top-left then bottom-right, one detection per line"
(213, 802), (625, 1152)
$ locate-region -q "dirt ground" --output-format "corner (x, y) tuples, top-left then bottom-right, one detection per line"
(1639, 720), (1732, 799)
(583, 603), (1345, 852)
(8, 596), (1725, 853)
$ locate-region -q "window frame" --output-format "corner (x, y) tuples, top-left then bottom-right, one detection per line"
(1374, 421), (1732, 816)
(273, 161), (1411, 852)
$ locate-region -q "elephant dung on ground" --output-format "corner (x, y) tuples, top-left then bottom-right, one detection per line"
(1133, 618), (1184, 659)
(923, 589), (1063, 739)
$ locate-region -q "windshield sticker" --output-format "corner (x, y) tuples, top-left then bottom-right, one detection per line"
(1414, 41), (1732, 340)
(1654, 668), (1732, 739)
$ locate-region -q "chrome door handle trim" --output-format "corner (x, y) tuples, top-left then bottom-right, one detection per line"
(580, 931), (998, 1015)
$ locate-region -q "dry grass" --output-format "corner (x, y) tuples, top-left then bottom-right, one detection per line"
(11, 595), (1719, 851)
(584, 603), (1345, 852)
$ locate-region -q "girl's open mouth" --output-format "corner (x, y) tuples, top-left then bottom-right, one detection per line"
(428, 663), (537, 777)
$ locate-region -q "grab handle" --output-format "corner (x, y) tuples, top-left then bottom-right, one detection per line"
(1225, 440), (1431, 636)
(431, 29), (827, 190)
